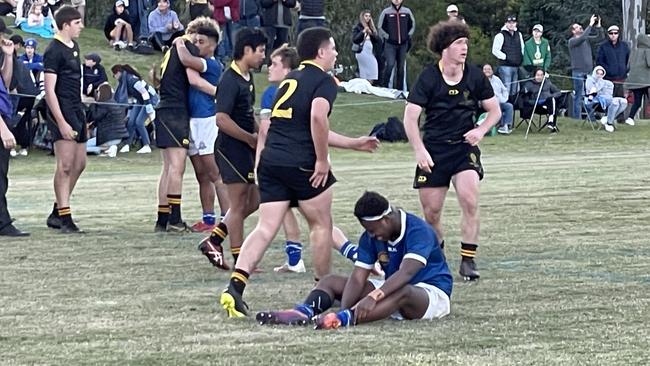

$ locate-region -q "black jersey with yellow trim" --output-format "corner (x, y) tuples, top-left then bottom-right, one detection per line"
(407, 62), (494, 144)
(215, 61), (256, 152)
(157, 36), (200, 111)
(261, 61), (338, 168)
(43, 34), (82, 111)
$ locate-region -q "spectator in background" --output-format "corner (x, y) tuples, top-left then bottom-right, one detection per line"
(296, 0), (327, 35)
(112, 64), (157, 154)
(128, 0), (152, 41)
(261, 0), (295, 64)
(522, 69), (561, 132)
(585, 65), (628, 133)
(0, 0), (16, 16)
(10, 35), (23, 54)
(70, 0), (85, 25)
(352, 9), (379, 84)
(104, 0), (134, 50)
(482, 63), (513, 135)
(378, 0), (415, 91)
(19, 38), (43, 79)
(446, 4), (464, 23)
(491, 15), (524, 100)
(238, 0), (261, 29)
(1, 34), (29, 236)
(523, 24), (551, 76)
(623, 33), (650, 126)
(187, 0), (211, 20)
(82, 53), (108, 98)
(213, 0), (240, 63)
(596, 25), (629, 97)
(85, 83), (128, 157)
(17, 0), (55, 38)
(568, 14), (604, 119)
(148, 0), (184, 52)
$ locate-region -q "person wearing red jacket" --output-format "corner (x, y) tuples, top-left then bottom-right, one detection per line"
(213, 0), (240, 63)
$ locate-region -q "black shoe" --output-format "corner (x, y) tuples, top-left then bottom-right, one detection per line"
(154, 223), (167, 233)
(167, 221), (194, 233)
(46, 212), (61, 229)
(60, 221), (84, 234)
(459, 258), (480, 281)
(0, 224), (30, 237)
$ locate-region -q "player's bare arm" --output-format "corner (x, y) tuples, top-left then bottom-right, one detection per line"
(216, 112), (257, 149)
(464, 96), (501, 146)
(44, 73), (75, 140)
(309, 97), (330, 188)
(403, 103), (433, 173)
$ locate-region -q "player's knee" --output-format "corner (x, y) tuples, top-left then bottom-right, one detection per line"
(57, 161), (74, 176)
(422, 205), (442, 224)
(458, 195), (479, 216)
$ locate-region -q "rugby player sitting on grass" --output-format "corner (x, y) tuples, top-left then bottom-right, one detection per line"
(256, 191), (452, 329)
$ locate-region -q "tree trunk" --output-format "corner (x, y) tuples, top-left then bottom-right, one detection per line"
(622, 0), (647, 48)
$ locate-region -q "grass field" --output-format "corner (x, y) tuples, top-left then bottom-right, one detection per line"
(2, 86), (650, 365)
(3, 13), (649, 366)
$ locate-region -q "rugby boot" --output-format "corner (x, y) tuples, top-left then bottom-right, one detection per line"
(60, 221), (84, 234)
(459, 258), (480, 281)
(166, 221), (194, 233)
(314, 309), (354, 330)
(220, 288), (249, 318)
(256, 309), (310, 326)
(198, 237), (231, 270)
(46, 211), (61, 229)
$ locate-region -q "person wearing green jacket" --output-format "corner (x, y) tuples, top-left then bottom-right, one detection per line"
(523, 24), (551, 76)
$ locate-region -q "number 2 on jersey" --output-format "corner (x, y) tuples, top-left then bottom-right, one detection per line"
(271, 79), (298, 119)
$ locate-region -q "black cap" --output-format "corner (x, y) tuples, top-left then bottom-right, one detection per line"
(506, 15), (517, 22)
(0, 18), (13, 35)
(84, 53), (102, 64)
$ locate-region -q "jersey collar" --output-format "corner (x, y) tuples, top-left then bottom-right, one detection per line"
(387, 209), (406, 246)
(54, 34), (74, 48)
(300, 60), (325, 71)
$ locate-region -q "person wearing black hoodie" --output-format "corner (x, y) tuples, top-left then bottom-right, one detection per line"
(104, 0), (134, 49)
(86, 83), (128, 157)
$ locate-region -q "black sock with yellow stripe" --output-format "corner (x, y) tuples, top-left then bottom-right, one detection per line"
(228, 268), (249, 295)
(167, 194), (182, 224)
(460, 242), (478, 261)
(58, 207), (72, 225)
(156, 205), (170, 227)
(209, 222), (228, 246)
(231, 247), (240, 264)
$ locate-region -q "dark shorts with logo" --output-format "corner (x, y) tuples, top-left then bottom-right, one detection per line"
(413, 142), (484, 188)
(155, 108), (190, 149)
(47, 108), (87, 143)
(216, 146), (255, 184)
(257, 162), (336, 204)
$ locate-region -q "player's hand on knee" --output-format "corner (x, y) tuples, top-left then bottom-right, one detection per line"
(415, 148), (433, 173)
(352, 296), (377, 322)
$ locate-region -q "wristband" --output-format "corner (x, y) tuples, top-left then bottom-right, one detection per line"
(367, 288), (385, 302)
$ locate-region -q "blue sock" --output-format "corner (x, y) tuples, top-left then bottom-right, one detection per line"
(203, 212), (216, 225)
(285, 241), (303, 266)
(339, 241), (358, 262)
(336, 309), (354, 327)
(294, 303), (314, 318)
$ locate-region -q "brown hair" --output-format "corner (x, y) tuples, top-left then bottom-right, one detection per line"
(359, 10), (377, 34)
(270, 44), (299, 70)
(427, 20), (470, 55)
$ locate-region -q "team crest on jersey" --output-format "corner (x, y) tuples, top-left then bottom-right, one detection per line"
(378, 251), (389, 265)
(417, 175), (427, 183)
(448, 89), (459, 95)
(73, 51), (78, 57)
(249, 85), (254, 92)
